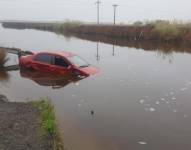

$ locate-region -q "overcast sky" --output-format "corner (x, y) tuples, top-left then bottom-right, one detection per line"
(0, 0), (191, 23)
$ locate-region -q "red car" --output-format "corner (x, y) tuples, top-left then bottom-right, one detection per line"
(19, 51), (99, 76)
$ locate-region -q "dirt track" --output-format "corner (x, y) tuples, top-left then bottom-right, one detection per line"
(0, 96), (52, 150)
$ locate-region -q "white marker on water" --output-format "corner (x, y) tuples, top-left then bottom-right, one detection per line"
(170, 92), (174, 95)
(78, 104), (82, 107)
(75, 83), (80, 86)
(156, 101), (160, 105)
(138, 141), (147, 145)
(139, 99), (145, 104)
(149, 107), (156, 112)
(72, 94), (76, 98)
(180, 87), (187, 91)
(161, 98), (165, 101)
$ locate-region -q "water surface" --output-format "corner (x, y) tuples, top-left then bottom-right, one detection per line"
(1, 24), (191, 150)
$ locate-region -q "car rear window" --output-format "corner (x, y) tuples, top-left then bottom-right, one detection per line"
(34, 53), (52, 64)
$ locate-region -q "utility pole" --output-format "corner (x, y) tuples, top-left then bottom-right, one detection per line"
(95, 0), (101, 24)
(112, 4), (118, 25)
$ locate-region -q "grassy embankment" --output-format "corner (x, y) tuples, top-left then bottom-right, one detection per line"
(0, 97), (63, 150)
(31, 99), (64, 150)
(58, 20), (191, 44)
(2, 20), (191, 52)
(4, 20), (191, 44)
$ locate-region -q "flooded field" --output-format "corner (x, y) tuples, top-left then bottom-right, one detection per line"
(1, 24), (191, 150)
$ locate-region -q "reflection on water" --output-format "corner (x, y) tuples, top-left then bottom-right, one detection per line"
(20, 68), (84, 89)
(0, 69), (9, 82)
(96, 42), (116, 60)
(155, 50), (174, 64)
(63, 32), (191, 55)
(1, 25), (191, 150)
(95, 42), (100, 61)
(112, 44), (115, 56)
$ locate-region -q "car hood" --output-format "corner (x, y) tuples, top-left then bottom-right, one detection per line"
(79, 66), (99, 76)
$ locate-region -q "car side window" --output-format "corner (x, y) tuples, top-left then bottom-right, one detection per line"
(34, 54), (52, 64)
(54, 56), (69, 68)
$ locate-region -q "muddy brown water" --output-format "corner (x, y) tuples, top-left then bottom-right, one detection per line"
(1, 24), (191, 150)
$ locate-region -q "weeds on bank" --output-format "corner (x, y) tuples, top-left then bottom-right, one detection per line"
(0, 51), (8, 68)
(31, 99), (64, 150)
(57, 20), (191, 43)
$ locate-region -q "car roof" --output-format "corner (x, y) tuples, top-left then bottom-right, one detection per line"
(35, 50), (76, 57)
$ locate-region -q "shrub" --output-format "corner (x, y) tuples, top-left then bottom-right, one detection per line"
(59, 21), (83, 32)
(0, 51), (8, 67)
(151, 20), (181, 41)
(133, 21), (143, 27)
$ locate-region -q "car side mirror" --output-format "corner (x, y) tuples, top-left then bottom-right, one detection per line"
(67, 65), (72, 70)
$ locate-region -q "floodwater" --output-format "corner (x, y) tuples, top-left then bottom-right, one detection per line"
(1, 24), (191, 150)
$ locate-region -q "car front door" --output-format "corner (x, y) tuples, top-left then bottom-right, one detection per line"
(52, 55), (71, 74)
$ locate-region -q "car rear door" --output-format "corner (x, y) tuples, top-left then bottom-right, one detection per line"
(32, 53), (53, 72)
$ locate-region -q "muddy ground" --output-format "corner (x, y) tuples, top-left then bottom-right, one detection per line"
(0, 95), (52, 150)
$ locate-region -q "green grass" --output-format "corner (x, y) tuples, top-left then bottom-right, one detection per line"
(31, 98), (64, 150)
(40, 100), (56, 135)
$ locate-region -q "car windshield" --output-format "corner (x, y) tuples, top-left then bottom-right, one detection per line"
(68, 55), (89, 68)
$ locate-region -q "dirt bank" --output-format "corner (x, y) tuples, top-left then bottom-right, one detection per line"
(0, 96), (62, 150)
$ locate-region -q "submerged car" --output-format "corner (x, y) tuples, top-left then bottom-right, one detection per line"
(19, 51), (99, 76)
